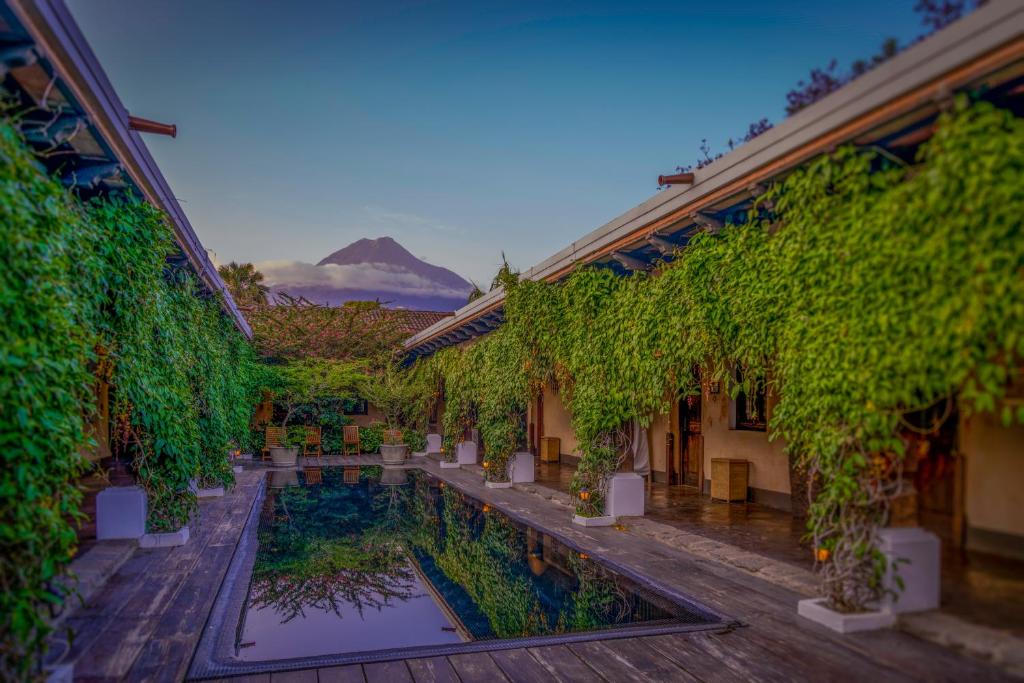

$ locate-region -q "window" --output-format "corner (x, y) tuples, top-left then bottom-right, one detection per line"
(733, 369), (767, 431)
(342, 398), (369, 416)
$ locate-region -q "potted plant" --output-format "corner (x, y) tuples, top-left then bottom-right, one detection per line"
(362, 363), (416, 465)
(266, 359), (361, 466)
(270, 426), (306, 467)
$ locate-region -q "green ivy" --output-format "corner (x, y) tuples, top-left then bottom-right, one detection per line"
(419, 99), (1023, 609)
(0, 120), (260, 676)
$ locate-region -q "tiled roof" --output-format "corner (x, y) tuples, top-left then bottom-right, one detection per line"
(364, 309), (454, 335)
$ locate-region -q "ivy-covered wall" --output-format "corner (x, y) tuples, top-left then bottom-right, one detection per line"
(417, 99), (1024, 611)
(0, 121), (259, 677)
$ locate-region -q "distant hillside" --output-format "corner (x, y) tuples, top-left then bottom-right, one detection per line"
(257, 237), (473, 311)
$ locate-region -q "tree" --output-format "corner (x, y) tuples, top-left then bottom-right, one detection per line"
(217, 261), (269, 309)
(268, 359), (363, 429)
(249, 293), (407, 367)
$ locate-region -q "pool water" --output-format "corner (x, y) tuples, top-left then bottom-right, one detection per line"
(236, 466), (714, 662)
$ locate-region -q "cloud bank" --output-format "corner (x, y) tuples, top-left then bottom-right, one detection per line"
(255, 260), (472, 299)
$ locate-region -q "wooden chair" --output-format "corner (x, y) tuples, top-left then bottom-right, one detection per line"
(303, 467), (322, 485)
(262, 426), (286, 461)
(304, 426), (322, 458)
(343, 425), (361, 455)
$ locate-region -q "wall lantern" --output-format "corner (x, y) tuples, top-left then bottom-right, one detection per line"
(709, 381), (721, 394)
(482, 460), (490, 469)
(482, 504), (491, 513)
(578, 552), (589, 560)
(816, 547), (830, 563)
(579, 487), (591, 501)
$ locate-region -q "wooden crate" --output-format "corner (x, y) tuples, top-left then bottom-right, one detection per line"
(711, 458), (748, 502)
(540, 437), (561, 463)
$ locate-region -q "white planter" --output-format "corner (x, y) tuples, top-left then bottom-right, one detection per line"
(140, 525), (190, 548)
(511, 452), (535, 483)
(797, 598), (896, 633)
(456, 441), (478, 465)
(439, 460), (460, 469)
(426, 433), (443, 454)
(606, 472), (645, 517)
(232, 465), (243, 474)
(381, 443), (408, 464)
(572, 514), (616, 527)
(485, 481), (512, 489)
(412, 451), (427, 458)
(96, 486), (147, 540)
(196, 486), (225, 499)
(879, 527), (941, 614)
(269, 446), (299, 467)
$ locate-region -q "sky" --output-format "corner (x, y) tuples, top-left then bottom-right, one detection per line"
(67, 0), (928, 286)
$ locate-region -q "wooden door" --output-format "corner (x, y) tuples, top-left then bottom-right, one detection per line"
(679, 392), (703, 487)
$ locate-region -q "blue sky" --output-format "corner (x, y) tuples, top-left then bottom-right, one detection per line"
(68, 1), (927, 285)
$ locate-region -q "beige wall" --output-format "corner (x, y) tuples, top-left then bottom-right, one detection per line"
(648, 410), (671, 474)
(961, 410), (1024, 539)
(541, 385), (579, 458)
(702, 388), (790, 495)
(348, 402), (385, 428)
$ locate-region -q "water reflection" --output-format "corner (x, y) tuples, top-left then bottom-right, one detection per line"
(238, 467), (708, 661)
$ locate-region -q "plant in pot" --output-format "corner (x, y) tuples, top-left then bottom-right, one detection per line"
(362, 363), (416, 465)
(267, 359), (362, 467)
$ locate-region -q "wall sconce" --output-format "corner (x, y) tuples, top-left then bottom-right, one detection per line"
(482, 460), (490, 469)
(579, 487), (591, 501)
(709, 381), (721, 394)
(482, 504), (491, 513)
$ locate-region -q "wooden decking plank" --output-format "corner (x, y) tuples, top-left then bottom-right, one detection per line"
(593, 637), (701, 682)
(489, 647), (559, 683)
(447, 652), (511, 683)
(567, 640), (659, 682)
(364, 660), (413, 683)
(645, 631), (802, 683)
(405, 656), (460, 683)
(317, 664), (367, 683)
(526, 644), (605, 681)
(270, 669), (318, 682)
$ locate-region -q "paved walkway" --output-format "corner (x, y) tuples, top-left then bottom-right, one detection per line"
(52, 457), (1015, 681)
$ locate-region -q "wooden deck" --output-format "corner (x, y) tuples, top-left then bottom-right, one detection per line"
(50, 458), (1015, 682)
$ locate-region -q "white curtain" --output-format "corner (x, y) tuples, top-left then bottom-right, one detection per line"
(631, 418), (650, 476)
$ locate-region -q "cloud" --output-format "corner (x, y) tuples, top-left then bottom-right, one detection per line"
(255, 259), (472, 298)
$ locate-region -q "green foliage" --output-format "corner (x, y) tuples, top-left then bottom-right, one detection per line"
(359, 424), (384, 454)
(422, 99), (1023, 609)
(361, 362), (420, 434)
(267, 358), (363, 429)
(0, 120), (260, 674)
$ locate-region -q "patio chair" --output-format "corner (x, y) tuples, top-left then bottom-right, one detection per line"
(262, 426), (286, 461)
(304, 425), (322, 458)
(343, 425), (361, 455)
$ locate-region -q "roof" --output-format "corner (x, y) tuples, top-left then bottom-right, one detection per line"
(0, 0), (252, 338)
(368, 309), (454, 336)
(405, 0), (1024, 361)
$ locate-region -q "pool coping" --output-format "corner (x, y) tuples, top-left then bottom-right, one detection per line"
(187, 466), (739, 680)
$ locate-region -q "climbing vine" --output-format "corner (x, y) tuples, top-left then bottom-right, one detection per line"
(0, 120), (259, 677)
(419, 98), (1023, 610)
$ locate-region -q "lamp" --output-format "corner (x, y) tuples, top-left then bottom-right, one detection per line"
(579, 487), (590, 502)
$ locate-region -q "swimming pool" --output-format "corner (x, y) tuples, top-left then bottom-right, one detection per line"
(189, 466), (723, 678)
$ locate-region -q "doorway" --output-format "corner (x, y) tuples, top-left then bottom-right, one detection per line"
(678, 391), (702, 488)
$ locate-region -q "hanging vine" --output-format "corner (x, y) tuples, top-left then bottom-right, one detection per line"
(1, 119), (260, 676)
(416, 98), (1023, 611)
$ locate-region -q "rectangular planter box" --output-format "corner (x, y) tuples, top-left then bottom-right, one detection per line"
(411, 451), (427, 458)
(797, 598), (895, 633)
(572, 514), (616, 527)
(485, 481), (512, 489)
(196, 486), (225, 499)
(139, 525), (190, 549)
(232, 465), (243, 474)
(711, 458), (749, 502)
(439, 461), (460, 469)
(511, 452), (535, 483)
(96, 486), (147, 540)
(540, 437), (561, 463)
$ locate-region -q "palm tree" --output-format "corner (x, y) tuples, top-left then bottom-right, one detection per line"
(218, 261), (269, 309)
